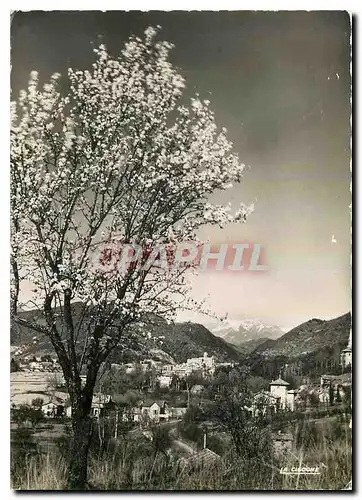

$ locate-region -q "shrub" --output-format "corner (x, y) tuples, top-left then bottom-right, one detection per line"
(206, 434), (226, 456)
(180, 421), (202, 444)
(12, 404), (43, 429)
(11, 427), (39, 487)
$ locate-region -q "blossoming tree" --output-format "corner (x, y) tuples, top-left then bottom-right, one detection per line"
(11, 26), (251, 489)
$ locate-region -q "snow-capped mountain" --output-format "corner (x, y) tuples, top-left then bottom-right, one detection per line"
(209, 318), (285, 346)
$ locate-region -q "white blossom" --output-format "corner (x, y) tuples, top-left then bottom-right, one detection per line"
(11, 26), (252, 374)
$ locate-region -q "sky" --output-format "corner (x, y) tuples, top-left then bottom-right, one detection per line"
(10, 11), (351, 330)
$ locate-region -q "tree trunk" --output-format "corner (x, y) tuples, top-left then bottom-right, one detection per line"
(67, 401), (93, 490)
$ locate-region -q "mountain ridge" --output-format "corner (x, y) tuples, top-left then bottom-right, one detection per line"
(209, 318), (284, 345)
(11, 307), (351, 370)
(11, 305), (243, 365)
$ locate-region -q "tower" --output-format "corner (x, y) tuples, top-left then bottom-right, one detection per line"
(269, 378), (290, 408)
(340, 330), (352, 369)
(347, 329), (352, 349)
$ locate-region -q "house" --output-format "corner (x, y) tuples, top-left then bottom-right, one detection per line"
(173, 364), (192, 378)
(162, 364), (175, 374)
(139, 401), (169, 423)
(41, 401), (65, 418)
(91, 394), (115, 418)
(66, 394), (114, 419)
(131, 407), (142, 423)
(320, 373), (351, 399)
(169, 406), (187, 419)
(145, 402), (163, 421)
(270, 377), (289, 403)
(186, 352), (215, 375)
(162, 353), (217, 380)
(253, 378), (296, 413)
(42, 402), (58, 417)
(216, 362), (234, 369)
(270, 378), (296, 411)
(128, 400), (187, 423)
(158, 375), (173, 388)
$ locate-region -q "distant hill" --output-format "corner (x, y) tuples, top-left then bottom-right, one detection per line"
(11, 305), (243, 365)
(243, 312), (352, 380)
(254, 312), (351, 359)
(13, 306), (350, 372)
(109, 317), (243, 364)
(210, 318), (284, 345)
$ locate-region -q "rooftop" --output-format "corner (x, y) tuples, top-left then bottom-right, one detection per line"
(270, 378), (290, 386)
(139, 399), (167, 408)
(180, 448), (221, 469)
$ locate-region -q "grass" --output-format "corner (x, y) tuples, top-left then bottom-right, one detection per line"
(12, 453), (67, 490)
(11, 416), (352, 491)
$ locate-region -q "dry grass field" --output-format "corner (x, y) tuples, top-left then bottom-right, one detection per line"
(11, 372), (67, 406)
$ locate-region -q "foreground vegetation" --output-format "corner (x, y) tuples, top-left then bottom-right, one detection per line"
(11, 411), (351, 491)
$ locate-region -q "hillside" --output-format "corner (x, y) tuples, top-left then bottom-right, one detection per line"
(241, 312), (352, 380)
(11, 305), (242, 365)
(108, 318), (242, 364)
(254, 312), (351, 359)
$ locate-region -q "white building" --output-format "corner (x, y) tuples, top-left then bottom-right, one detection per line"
(42, 401), (59, 418)
(253, 378), (297, 414)
(186, 352), (215, 374)
(169, 406), (187, 419)
(269, 378), (296, 411)
(41, 400), (66, 418)
(138, 401), (169, 423)
(158, 375), (173, 388)
(66, 393), (113, 419)
(160, 353), (215, 379)
(128, 401), (187, 424)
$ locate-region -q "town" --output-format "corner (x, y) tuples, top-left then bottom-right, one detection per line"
(11, 332), (352, 430)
